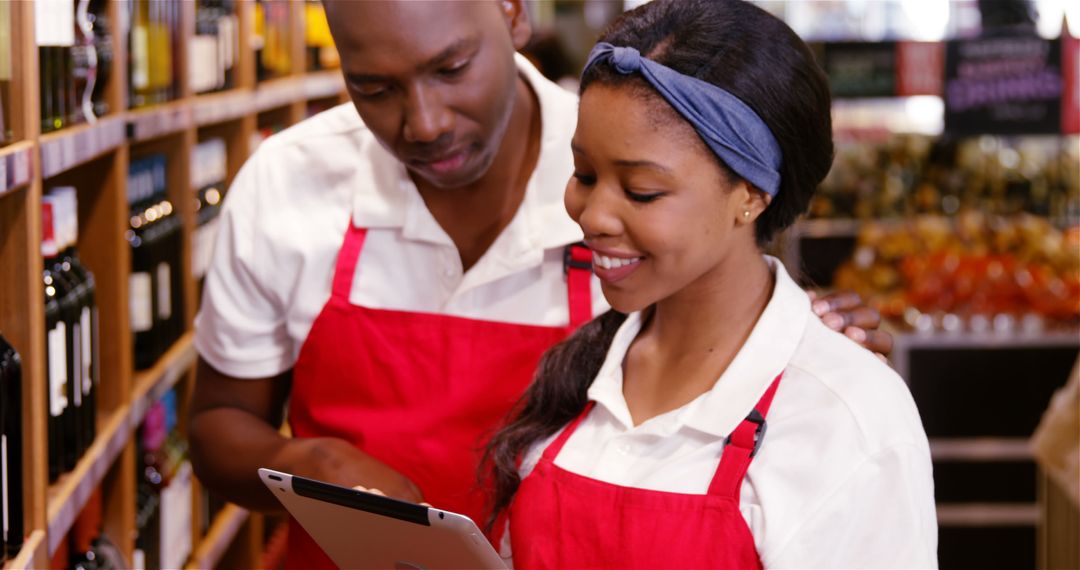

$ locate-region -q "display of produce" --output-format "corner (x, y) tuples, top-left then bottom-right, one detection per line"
(812, 134), (1080, 222)
(835, 212), (1080, 332)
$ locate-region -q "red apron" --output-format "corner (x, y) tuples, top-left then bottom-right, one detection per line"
(509, 374), (783, 569)
(286, 223), (593, 569)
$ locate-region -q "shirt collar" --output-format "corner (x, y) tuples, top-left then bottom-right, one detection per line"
(587, 257), (810, 437)
(351, 54), (583, 255)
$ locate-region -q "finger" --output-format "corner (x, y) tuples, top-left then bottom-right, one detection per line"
(806, 290), (818, 302)
(405, 480), (424, 503)
(352, 485), (369, 492)
(420, 502), (432, 507)
(812, 290), (862, 316)
(367, 488), (386, 496)
(845, 327), (894, 356)
(845, 307), (881, 331)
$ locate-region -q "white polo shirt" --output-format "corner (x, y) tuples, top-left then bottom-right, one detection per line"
(194, 55), (609, 379)
(509, 257), (938, 569)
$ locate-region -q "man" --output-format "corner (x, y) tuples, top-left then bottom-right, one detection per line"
(188, 2), (889, 567)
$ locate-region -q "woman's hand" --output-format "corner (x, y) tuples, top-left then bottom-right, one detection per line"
(808, 290), (894, 360)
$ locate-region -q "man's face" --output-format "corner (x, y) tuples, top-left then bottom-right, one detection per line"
(325, 1), (530, 189)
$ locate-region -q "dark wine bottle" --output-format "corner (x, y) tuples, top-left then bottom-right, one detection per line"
(0, 334), (23, 558)
(42, 201), (68, 482)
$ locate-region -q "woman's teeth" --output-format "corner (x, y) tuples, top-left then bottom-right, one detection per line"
(592, 252), (642, 270)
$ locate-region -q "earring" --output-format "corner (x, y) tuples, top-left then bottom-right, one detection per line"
(743, 211), (751, 220)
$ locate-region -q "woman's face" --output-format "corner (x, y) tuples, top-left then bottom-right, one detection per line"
(565, 84), (763, 313)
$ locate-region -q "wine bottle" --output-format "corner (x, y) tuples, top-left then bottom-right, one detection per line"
(0, 334), (23, 557)
(0, 0), (14, 144)
(43, 194), (83, 471)
(52, 188), (98, 454)
(42, 201), (69, 482)
(128, 159), (158, 369)
(88, 0), (112, 118)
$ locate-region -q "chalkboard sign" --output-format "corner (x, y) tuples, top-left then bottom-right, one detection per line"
(822, 41), (898, 98)
(944, 34), (1063, 135)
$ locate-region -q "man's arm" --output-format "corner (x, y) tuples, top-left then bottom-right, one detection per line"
(188, 358), (423, 511)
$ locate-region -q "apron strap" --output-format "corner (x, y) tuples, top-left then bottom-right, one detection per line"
(538, 401), (596, 465)
(331, 224), (369, 301)
(564, 242), (593, 329)
(708, 373), (783, 500)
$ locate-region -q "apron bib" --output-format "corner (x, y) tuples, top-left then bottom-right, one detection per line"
(286, 224), (593, 568)
(509, 375), (783, 569)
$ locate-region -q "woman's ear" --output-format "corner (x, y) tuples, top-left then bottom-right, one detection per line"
(736, 183), (771, 226)
(500, 0), (533, 51)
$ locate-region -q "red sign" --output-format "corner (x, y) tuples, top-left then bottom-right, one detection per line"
(1062, 30), (1079, 134)
(897, 41), (945, 97)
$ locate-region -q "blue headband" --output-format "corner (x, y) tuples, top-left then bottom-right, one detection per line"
(583, 42), (783, 197)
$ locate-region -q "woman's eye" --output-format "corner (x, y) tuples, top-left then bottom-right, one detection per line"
(573, 172), (597, 185)
(626, 190), (663, 203)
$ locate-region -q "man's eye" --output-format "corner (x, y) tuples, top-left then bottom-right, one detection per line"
(356, 86), (389, 98)
(440, 60), (470, 77)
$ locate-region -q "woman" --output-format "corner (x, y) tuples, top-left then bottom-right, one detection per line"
(484, 1), (937, 568)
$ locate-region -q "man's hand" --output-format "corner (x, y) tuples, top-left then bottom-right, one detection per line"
(808, 290), (894, 359)
(189, 358), (424, 510)
(299, 437), (424, 503)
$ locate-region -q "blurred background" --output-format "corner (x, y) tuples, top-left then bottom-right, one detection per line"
(521, 2), (1080, 568)
(0, 0), (1076, 568)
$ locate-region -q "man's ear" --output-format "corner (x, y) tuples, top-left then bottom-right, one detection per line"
(500, 0), (533, 51)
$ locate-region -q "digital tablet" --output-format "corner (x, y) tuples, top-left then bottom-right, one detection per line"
(258, 468), (507, 570)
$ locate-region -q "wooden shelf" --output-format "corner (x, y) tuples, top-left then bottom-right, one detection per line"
(3, 530), (45, 570)
(302, 70), (345, 101)
(193, 89), (254, 128)
(45, 333), (196, 555)
(45, 407), (131, 555)
(131, 333), (197, 425)
(127, 101), (195, 144)
(0, 141), (34, 196)
(930, 438), (1034, 461)
(185, 504), (250, 570)
(937, 504), (1040, 526)
(38, 117), (126, 179)
(0, 0), (344, 563)
(254, 76), (306, 113)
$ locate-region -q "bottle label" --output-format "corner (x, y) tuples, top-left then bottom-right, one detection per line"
(132, 548), (146, 570)
(156, 262), (172, 320)
(160, 462), (193, 570)
(129, 272), (153, 332)
(34, 0), (76, 47)
(48, 323), (69, 417)
(92, 306), (100, 386)
(81, 306), (92, 395)
(71, 320), (82, 407)
(131, 26), (149, 89)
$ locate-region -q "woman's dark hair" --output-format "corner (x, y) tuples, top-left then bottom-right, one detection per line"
(481, 0), (833, 530)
